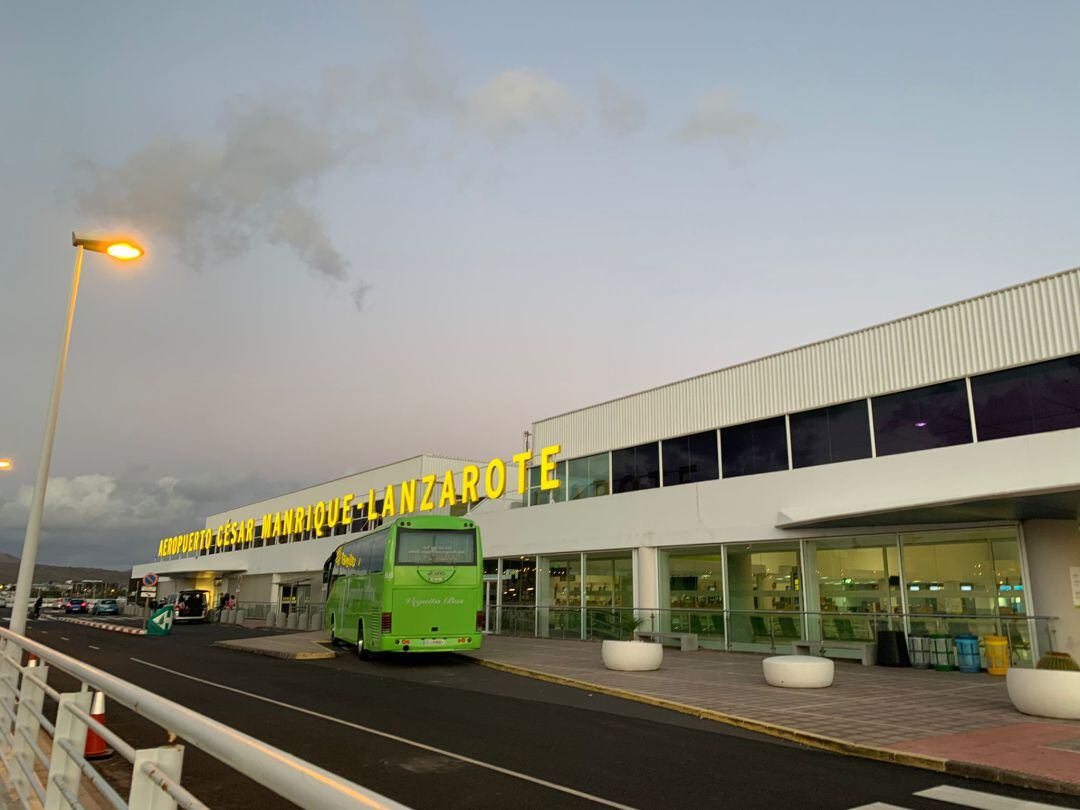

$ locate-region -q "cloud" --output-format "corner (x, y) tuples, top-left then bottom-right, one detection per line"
(462, 69), (582, 144)
(0, 472), (297, 568)
(595, 78), (649, 136)
(75, 94), (369, 308)
(676, 89), (762, 143)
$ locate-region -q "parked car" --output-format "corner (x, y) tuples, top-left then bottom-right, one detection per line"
(167, 590), (210, 622)
(51, 597), (65, 610)
(93, 599), (120, 616)
(64, 598), (89, 614)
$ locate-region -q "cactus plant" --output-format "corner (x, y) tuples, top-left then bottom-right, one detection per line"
(1036, 651), (1080, 672)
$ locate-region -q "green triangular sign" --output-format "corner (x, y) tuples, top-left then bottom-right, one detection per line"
(146, 606), (174, 636)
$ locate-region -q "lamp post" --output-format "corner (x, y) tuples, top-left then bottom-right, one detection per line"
(0, 459), (12, 472)
(10, 232), (144, 635)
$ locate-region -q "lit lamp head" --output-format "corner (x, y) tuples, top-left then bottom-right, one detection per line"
(72, 232), (144, 261)
(0, 459), (12, 472)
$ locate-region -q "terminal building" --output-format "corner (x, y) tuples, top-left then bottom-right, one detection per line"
(131, 267), (1080, 664)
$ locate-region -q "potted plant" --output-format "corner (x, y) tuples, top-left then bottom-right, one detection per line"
(601, 613), (662, 671)
(1007, 650), (1080, 720)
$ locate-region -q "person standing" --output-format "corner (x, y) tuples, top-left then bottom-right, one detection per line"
(32, 595), (42, 620)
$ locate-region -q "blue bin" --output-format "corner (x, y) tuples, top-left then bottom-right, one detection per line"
(955, 634), (981, 673)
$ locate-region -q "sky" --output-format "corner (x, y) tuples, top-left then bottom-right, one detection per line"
(0, 1), (1077, 569)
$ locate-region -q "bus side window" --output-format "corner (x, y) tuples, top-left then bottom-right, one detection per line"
(370, 536), (386, 573)
(322, 553), (334, 586)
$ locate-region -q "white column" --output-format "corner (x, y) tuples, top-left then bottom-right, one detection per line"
(635, 546), (660, 633)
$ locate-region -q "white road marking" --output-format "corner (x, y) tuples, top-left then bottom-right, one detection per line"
(60, 636), (69, 641)
(914, 785), (1067, 809)
(131, 657), (639, 810)
(88, 645), (100, 650)
(847, 804), (909, 810)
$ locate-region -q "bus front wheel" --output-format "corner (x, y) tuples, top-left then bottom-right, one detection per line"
(357, 621), (371, 660)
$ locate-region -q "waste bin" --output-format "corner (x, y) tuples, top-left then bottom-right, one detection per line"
(908, 635), (932, 669)
(954, 634), (981, 673)
(875, 630), (910, 667)
(984, 635), (1010, 676)
(930, 634), (954, 671)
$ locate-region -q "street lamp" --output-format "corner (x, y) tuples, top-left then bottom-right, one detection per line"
(9, 232), (145, 635)
(0, 459), (12, 472)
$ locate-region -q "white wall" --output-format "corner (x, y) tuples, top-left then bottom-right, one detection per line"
(1024, 520), (1080, 659)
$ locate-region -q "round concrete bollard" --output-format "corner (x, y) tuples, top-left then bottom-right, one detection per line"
(763, 655), (834, 688)
(221, 609), (232, 624)
(266, 611), (278, 628)
(1007, 668), (1080, 719)
(233, 608), (246, 625)
(286, 611), (298, 630)
(309, 612), (323, 631)
(601, 640), (663, 671)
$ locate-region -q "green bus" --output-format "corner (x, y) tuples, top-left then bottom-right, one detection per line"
(323, 515), (484, 657)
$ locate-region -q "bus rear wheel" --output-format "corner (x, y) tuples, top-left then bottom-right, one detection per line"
(328, 614), (337, 646)
(357, 621), (371, 660)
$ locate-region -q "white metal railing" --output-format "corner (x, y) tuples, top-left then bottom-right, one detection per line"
(0, 627), (409, 810)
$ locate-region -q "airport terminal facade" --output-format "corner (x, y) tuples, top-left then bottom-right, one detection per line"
(131, 267), (1080, 663)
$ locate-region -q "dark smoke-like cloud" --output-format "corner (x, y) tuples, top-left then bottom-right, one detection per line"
(75, 94), (371, 308)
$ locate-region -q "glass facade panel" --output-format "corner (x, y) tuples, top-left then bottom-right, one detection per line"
(872, 380), (972, 456)
(971, 355), (1080, 440)
(791, 400), (872, 468)
(612, 442), (660, 494)
(725, 543), (801, 647)
(662, 431), (719, 486)
(584, 553), (634, 639)
(528, 461), (567, 505)
(814, 536), (900, 641)
(501, 556), (536, 606)
(900, 527), (1026, 657)
(567, 453), (610, 500)
(665, 550), (725, 648)
(720, 417), (788, 478)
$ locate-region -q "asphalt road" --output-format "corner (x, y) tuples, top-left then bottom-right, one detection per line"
(14, 613), (1080, 810)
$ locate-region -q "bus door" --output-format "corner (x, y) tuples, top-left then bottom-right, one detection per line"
(483, 574), (498, 633)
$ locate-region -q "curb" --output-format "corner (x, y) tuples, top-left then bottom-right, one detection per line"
(51, 617), (147, 636)
(211, 640), (337, 660)
(462, 656), (1080, 799)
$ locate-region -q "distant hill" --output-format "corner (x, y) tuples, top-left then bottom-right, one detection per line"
(0, 553), (129, 587)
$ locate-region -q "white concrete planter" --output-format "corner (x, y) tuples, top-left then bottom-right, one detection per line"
(763, 655), (834, 688)
(602, 640), (663, 671)
(1007, 668), (1080, 720)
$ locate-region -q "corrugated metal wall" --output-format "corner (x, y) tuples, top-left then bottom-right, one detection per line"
(534, 267), (1080, 457)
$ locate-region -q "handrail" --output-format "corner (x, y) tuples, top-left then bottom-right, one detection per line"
(0, 626), (409, 810)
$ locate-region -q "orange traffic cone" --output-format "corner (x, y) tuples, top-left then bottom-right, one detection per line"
(84, 691), (112, 760)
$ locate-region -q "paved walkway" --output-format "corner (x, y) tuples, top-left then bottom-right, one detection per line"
(212, 630), (336, 660)
(464, 636), (1080, 794)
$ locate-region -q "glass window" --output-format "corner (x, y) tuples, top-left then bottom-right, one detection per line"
(872, 380), (972, 456)
(584, 553), (634, 608)
(501, 556), (536, 605)
(725, 542), (802, 646)
(528, 461), (567, 506)
(720, 416), (788, 478)
(661, 549), (727, 647)
(546, 557), (581, 607)
(611, 442), (660, 494)
(813, 535), (901, 642)
(900, 527), (1032, 662)
(791, 400), (872, 468)
(662, 430), (719, 486)
(567, 453), (610, 500)
(394, 529), (477, 566)
(971, 355), (1080, 440)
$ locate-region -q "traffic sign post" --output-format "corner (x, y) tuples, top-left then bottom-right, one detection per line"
(146, 605), (173, 636)
(141, 574), (158, 619)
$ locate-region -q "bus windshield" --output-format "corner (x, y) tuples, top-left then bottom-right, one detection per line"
(395, 529), (477, 566)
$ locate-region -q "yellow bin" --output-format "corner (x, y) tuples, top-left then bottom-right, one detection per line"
(984, 635), (1009, 675)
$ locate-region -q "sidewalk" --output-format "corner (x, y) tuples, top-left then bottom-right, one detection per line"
(463, 636), (1080, 796)
(212, 630), (336, 660)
